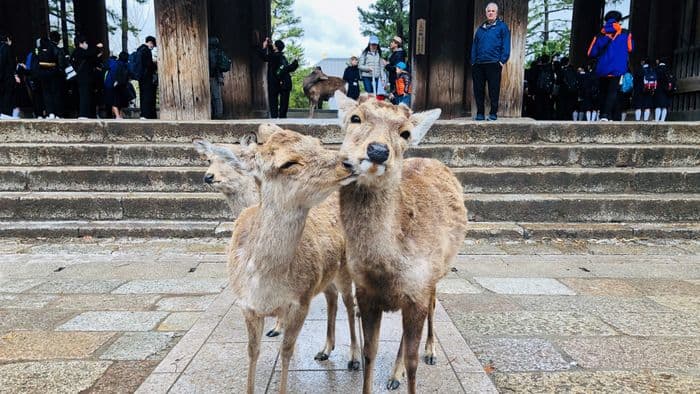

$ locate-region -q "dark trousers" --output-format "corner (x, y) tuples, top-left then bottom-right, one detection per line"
(77, 73), (93, 118)
(40, 73), (62, 116)
(0, 80), (14, 116)
(139, 77), (157, 118)
(599, 76), (619, 120)
(472, 62), (502, 116)
(268, 84), (290, 118)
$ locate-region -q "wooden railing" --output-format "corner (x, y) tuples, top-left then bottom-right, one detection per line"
(671, 46), (700, 120)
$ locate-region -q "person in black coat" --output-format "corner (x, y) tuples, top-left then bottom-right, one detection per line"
(384, 36), (406, 95)
(653, 58), (673, 122)
(257, 38), (298, 118)
(71, 35), (101, 118)
(0, 33), (18, 117)
(136, 36), (157, 119)
(343, 56), (361, 100)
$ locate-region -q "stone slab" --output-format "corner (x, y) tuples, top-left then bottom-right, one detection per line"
(450, 312), (617, 337)
(626, 279), (700, 296)
(189, 262), (227, 278)
(58, 311), (169, 332)
(469, 338), (572, 372)
(558, 278), (644, 296)
(597, 312), (700, 336)
(439, 293), (523, 313)
(46, 294), (161, 311)
(134, 372), (180, 394)
(647, 296), (700, 313)
(0, 279), (44, 293)
(458, 373), (499, 394)
(0, 331), (114, 361)
(156, 295), (217, 311)
(100, 332), (177, 361)
(474, 277), (576, 295)
(54, 261), (201, 280)
(0, 294), (56, 308)
(276, 319), (360, 372)
(510, 295), (671, 313)
(0, 310), (76, 331)
(437, 278), (482, 294)
(112, 279), (227, 294)
(157, 312), (202, 331)
(27, 279), (125, 294)
(0, 361), (111, 393)
(86, 361), (160, 394)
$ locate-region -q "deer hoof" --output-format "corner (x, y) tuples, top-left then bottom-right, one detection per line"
(347, 360), (360, 370)
(314, 352), (330, 361)
(386, 379), (401, 390)
(265, 329), (281, 337)
(424, 355), (437, 365)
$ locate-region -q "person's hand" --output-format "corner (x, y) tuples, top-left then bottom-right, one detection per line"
(499, 62), (504, 67)
(96, 42), (104, 48)
(14, 75), (20, 84)
(262, 37), (270, 48)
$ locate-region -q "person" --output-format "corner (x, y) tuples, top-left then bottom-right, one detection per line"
(359, 35), (384, 94)
(35, 37), (63, 119)
(653, 58), (673, 122)
(0, 33), (18, 118)
(71, 36), (101, 119)
(136, 36), (157, 119)
(208, 37), (230, 119)
(104, 52), (130, 119)
(471, 2), (511, 121)
(384, 36), (406, 95)
(257, 37), (298, 118)
(532, 54), (555, 120)
(587, 10), (633, 121)
(632, 59), (653, 121)
(581, 61), (600, 121)
(343, 56), (361, 100)
(393, 61), (411, 106)
(556, 57), (579, 121)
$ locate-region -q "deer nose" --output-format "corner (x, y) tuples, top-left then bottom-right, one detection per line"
(203, 173), (214, 184)
(367, 143), (389, 164)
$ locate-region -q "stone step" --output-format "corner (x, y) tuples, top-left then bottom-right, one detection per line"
(3, 143), (699, 168)
(1, 120), (698, 145)
(2, 166), (698, 194)
(0, 220), (697, 240)
(0, 192), (698, 222)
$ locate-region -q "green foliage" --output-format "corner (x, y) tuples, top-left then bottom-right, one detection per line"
(357, 0), (409, 53)
(527, 0), (573, 61)
(271, 0), (308, 108)
(290, 66), (312, 109)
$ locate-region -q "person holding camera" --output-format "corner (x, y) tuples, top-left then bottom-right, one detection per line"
(258, 37), (298, 118)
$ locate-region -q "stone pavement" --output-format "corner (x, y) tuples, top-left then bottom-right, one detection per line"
(0, 236), (698, 393)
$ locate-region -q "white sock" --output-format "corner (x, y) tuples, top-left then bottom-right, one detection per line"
(644, 109), (650, 121)
(661, 108), (667, 122)
(592, 111), (598, 121)
(12, 108), (20, 118)
(621, 112), (627, 122)
(586, 111), (591, 121)
(635, 109), (641, 121)
(654, 108), (661, 121)
(572, 111), (578, 121)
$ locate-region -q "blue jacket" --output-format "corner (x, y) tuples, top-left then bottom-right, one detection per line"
(587, 20), (633, 77)
(471, 19), (510, 65)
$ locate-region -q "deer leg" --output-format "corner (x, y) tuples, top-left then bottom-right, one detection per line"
(424, 287), (437, 365)
(357, 291), (383, 394)
(337, 273), (361, 370)
(266, 318), (283, 337)
(402, 303), (428, 394)
(243, 309), (264, 394)
(386, 336), (405, 390)
(278, 303), (309, 394)
(315, 284), (338, 360)
(309, 99), (315, 118)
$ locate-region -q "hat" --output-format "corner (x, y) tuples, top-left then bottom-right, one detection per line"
(396, 62), (407, 71)
(369, 35), (379, 45)
(392, 36), (403, 45)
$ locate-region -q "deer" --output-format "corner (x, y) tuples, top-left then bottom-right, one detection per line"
(333, 91), (468, 393)
(303, 66), (346, 118)
(202, 126), (360, 394)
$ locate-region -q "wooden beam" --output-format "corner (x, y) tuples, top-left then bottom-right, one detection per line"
(73, 0), (109, 55)
(409, 0), (430, 111)
(676, 76), (700, 94)
(648, 0), (681, 62)
(629, 0), (651, 66)
(569, 0), (603, 67)
(0, 0), (49, 59)
(155, 0), (211, 120)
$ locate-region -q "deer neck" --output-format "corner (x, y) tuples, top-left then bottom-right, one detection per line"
(250, 199), (310, 264)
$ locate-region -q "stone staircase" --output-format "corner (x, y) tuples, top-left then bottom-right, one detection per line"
(0, 120), (698, 239)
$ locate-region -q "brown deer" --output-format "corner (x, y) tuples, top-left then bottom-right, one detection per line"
(303, 67), (346, 118)
(334, 91), (467, 393)
(206, 126), (360, 394)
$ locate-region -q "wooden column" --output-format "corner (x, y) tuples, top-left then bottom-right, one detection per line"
(648, 0), (681, 62)
(569, 0), (603, 67)
(155, 0), (211, 120)
(629, 0), (651, 66)
(73, 0), (109, 55)
(0, 0), (49, 59)
(409, 0), (430, 111)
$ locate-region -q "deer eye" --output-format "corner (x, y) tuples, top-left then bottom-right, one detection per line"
(400, 130), (411, 140)
(350, 115), (361, 124)
(280, 161), (300, 170)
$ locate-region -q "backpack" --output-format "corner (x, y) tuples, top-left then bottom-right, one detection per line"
(275, 56), (289, 79)
(537, 66), (555, 95)
(642, 66), (657, 93)
(664, 71), (677, 93)
(620, 72), (633, 93)
(216, 49), (231, 73)
(128, 48), (144, 80)
(562, 67), (579, 93)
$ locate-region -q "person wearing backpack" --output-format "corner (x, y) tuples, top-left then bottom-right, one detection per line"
(587, 11), (633, 121)
(0, 33), (19, 118)
(208, 36), (230, 119)
(632, 59), (654, 121)
(532, 54), (555, 120)
(257, 37), (299, 119)
(556, 56), (579, 121)
(653, 58), (673, 122)
(581, 61), (600, 121)
(71, 36), (102, 119)
(133, 36), (157, 119)
(104, 52), (130, 119)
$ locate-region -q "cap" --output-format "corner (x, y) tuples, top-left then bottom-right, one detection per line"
(396, 62), (407, 70)
(369, 35), (379, 45)
(392, 36), (403, 45)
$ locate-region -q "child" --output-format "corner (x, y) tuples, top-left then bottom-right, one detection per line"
(653, 58), (673, 122)
(342, 56), (361, 100)
(633, 59), (654, 121)
(393, 61), (411, 106)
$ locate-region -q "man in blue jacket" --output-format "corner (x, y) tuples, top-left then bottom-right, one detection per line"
(471, 2), (510, 121)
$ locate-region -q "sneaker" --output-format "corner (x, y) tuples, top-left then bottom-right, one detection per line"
(599, 117), (609, 122)
(139, 117), (146, 120)
(48, 114), (56, 119)
(37, 116), (44, 119)
(488, 114), (498, 121)
(78, 117), (88, 120)
(475, 114), (485, 121)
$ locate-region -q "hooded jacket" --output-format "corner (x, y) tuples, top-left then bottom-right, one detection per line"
(471, 19), (511, 65)
(587, 19), (633, 77)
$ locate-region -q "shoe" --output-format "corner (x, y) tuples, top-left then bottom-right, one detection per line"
(48, 114), (56, 119)
(139, 117), (146, 120)
(488, 114), (498, 121)
(599, 117), (609, 122)
(475, 114), (485, 121)
(37, 116), (44, 119)
(78, 117), (88, 120)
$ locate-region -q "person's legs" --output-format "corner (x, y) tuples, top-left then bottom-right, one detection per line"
(600, 77), (618, 120)
(644, 108), (651, 121)
(660, 107), (668, 121)
(77, 75), (92, 118)
(485, 63), (502, 117)
(268, 83), (279, 118)
(362, 77), (374, 93)
(210, 77), (223, 119)
(279, 89), (290, 118)
(472, 63), (486, 117)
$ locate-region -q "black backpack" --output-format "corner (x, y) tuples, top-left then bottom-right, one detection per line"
(561, 67), (579, 93)
(216, 49), (231, 73)
(537, 66), (555, 94)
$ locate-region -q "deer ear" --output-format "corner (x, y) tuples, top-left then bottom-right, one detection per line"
(256, 123), (281, 143)
(192, 138), (213, 159)
(407, 109), (441, 146)
(211, 145), (251, 173)
(335, 90), (358, 122)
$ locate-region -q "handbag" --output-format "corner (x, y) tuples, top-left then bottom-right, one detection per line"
(64, 65), (76, 80)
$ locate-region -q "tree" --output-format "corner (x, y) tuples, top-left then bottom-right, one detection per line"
(526, 0), (573, 62)
(48, 0), (75, 48)
(270, 0), (307, 109)
(358, 0), (409, 52)
(106, 0), (148, 54)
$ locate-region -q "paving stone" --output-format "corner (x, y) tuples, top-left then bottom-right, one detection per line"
(647, 296), (700, 313)
(0, 278), (44, 293)
(492, 371), (700, 393)
(460, 241), (507, 255)
(558, 278), (644, 296)
(275, 320), (360, 371)
(439, 293), (522, 313)
(597, 312), (700, 336)
(306, 293), (351, 321)
(156, 295), (217, 311)
(0, 310), (76, 331)
(437, 278), (482, 294)
(134, 372), (180, 394)
(157, 312), (202, 331)
(111, 279), (226, 294)
(497, 241), (564, 255)
(0, 331), (114, 361)
(475, 258), (595, 278)
(469, 338), (572, 372)
(267, 370), (363, 394)
(27, 279), (125, 294)
(207, 307), (258, 343)
(457, 373), (498, 394)
(583, 262), (699, 279)
(0, 294), (56, 308)
(626, 279), (700, 296)
(58, 311), (169, 332)
(100, 332), (177, 361)
(47, 294), (161, 311)
(434, 321), (484, 373)
(0, 361), (111, 393)
(558, 337), (700, 370)
(474, 277), (576, 295)
(54, 261), (199, 280)
(189, 262), (227, 278)
(450, 312), (617, 337)
(585, 242), (689, 255)
(84, 360), (159, 394)
(509, 295), (671, 313)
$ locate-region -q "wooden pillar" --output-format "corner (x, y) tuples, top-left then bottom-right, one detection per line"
(155, 0), (211, 120)
(73, 0), (109, 55)
(569, 0), (603, 67)
(0, 0), (49, 59)
(209, 0), (270, 118)
(629, 0), (651, 67)
(409, 0), (430, 111)
(648, 0), (681, 62)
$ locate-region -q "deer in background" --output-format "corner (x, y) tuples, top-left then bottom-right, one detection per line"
(334, 91), (468, 393)
(303, 67), (346, 118)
